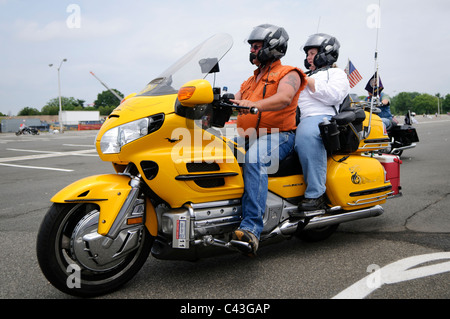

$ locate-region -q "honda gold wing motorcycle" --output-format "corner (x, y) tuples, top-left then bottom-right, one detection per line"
(349, 94), (419, 156)
(37, 34), (401, 297)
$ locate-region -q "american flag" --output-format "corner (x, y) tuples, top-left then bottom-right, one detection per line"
(345, 60), (363, 88)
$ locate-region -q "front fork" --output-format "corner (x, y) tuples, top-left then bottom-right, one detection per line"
(102, 173), (158, 241)
(102, 174), (142, 245)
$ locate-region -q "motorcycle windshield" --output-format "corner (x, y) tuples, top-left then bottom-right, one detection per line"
(137, 33), (233, 97)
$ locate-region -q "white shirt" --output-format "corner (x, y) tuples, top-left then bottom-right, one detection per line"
(298, 67), (350, 119)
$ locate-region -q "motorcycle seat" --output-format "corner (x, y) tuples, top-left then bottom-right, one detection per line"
(268, 151), (302, 177)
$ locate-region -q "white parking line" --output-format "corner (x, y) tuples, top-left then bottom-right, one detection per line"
(0, 163), (73, 172)
(63, 144), (95, 147)
(332, 252), (450, 299)
(0, 148), (97, 171)
(2, 148), (97, 161)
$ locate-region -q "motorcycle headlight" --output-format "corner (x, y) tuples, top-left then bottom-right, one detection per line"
(100, 114), (164, 154)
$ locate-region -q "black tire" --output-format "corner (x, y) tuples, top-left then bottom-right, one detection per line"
(297, 224), (339, 242)
(36, 203), (153, 297)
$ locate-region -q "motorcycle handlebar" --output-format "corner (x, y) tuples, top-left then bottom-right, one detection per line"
(218, 101), (258, 114)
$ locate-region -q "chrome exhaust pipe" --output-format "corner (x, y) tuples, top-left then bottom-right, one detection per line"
(264, 205), (384, 238)
(303, 205), (384, 230)
(264, 219), (304, 239)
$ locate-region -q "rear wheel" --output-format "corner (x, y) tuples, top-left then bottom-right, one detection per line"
(36, 203), (153, 297)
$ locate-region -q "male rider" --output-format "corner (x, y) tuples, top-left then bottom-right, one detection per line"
(230, 24), (306, 256)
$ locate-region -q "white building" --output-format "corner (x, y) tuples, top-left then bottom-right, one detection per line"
(60, 111), (100, 125)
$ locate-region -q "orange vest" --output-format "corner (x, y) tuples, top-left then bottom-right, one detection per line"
(237, 60), (306, 135)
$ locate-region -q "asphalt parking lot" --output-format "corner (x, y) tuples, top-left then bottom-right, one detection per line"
(0, 117), (449, 301)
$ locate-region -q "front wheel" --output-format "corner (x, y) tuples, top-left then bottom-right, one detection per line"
(36, 203), (153, 297)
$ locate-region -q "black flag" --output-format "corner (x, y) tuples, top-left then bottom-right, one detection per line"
(365, 73), (384, 96)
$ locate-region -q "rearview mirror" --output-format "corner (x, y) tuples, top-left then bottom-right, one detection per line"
(178, 79), (214, 107)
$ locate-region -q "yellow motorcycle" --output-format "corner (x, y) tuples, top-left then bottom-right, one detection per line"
(36, 34), (400, 297)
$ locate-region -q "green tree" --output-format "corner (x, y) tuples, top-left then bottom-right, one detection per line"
(98, 105), (117, 116)
(41, 103), (59, 115)
(41, 97), (85, 115)
(412, 93), (437, 115)
(94, 89), (123, 108)
(391, 92), (420, 115)
(18, 107), (41, 115)
(442, 94), (450, 114)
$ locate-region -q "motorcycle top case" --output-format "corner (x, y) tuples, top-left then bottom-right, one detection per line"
(326, 155), (392, 210)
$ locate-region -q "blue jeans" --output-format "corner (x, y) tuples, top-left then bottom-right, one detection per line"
(382, 117), (393, 130)
(295, 115), (330, 199)
(237, 131), (295, 239)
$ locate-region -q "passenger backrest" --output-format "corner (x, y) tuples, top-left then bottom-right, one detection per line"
(328, 95), (367, 153)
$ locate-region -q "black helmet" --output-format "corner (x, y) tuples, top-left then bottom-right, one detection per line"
(248, 24), (289, 65)
(302, 33), (340, 69)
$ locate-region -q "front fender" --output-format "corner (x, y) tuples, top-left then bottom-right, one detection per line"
(51, 174), (157, 236)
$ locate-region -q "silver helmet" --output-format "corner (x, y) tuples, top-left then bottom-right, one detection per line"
(248, 24), (289, 65)
(302, 33), (340, 69)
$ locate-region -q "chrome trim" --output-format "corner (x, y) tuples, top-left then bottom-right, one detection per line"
(359, 143), (390, 150)
(391, 143), (416, 154)
(105, 175), (143, 242)
(71, 209), (143, 272)
(189, 199), (241, 210)
(346, 194), (387, 206)
(265, 219), (303, 238)
(175, 172), (238, 181)
(304, 205), (384, 230)
(64, 198), (108, 202)
(189, 200), (242, 237)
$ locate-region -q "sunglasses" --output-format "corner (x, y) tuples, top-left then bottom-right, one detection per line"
(251, 44), (262, 51)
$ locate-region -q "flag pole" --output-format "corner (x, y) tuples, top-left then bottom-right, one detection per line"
(366, 0), (382, 138)
(90, 71), (122, 102)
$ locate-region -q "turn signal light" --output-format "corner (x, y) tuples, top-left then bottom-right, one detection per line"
(127, 217), (143, 225)
(178, 86), (196, 101)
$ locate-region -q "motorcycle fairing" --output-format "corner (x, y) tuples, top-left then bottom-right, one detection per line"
(50, 174), (157, 236)
(97, 111), (245, 208)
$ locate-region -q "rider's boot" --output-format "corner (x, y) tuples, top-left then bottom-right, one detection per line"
(231, 229), (259, 257)
(291, 194), (326, 218)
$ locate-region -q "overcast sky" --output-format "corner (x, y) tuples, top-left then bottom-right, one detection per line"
(1, 0), (449, 116)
